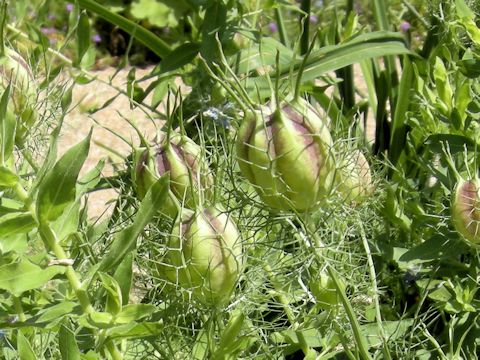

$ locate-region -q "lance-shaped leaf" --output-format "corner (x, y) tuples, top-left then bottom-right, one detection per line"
(244, 31), (413, 95)
(0, 85), (15, 164)
(59, 322), (81, 360)
(0, 211), (36, 238)
(0, 259), (66, 297)
(99, 176), (169, 272)
(36, 129), (91, 223)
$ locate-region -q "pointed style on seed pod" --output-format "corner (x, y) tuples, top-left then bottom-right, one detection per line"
(336, 149), (374, 204)
(161, 207), (243, 306)
(0, 48), (38, 143)
(236, 98), (335, 212)
(451, 179), (480, 244)
(132, 133), (213, 216)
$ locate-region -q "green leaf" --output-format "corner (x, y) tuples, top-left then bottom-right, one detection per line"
(77, 159), (105, 196)
(398, 234), (470, 265)
(160, 42), (199, 73)
(59, 323), (81, 360)
(362, 319), (414, 348)
(36, 130), (91, 223)
(32, 122), (63, 192)
(0, 212), (36, 238)
(200, 1), (227, 62)
(105, 322), (164, 339)
(0, 259), (66, 297)
(115, 304), (156, 324)
(244, 31), (412, 95)
(389, 56), (413, 165)
(77, 0), (171, 58)
(86, 311), (114, 329)
(99, 176), (169, 272)
(0, 85), (15, 163)
(17, 330), (36, 360)
(424, 134), (477, 154)
(36, 302), (79, 325)
(99, 272), (123, 316)
(457, 59), (480, 79)
(0, 165), (19, 187)
(61, 86), (74, 113)
(113, 252), (133, 305)
(51, 200), (80, 242)
(76, 11), (91, 66)
(130, 0), (178, 27)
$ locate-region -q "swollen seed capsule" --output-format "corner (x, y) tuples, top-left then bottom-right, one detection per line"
(162, 207), (243, 306)
(236, 98), (335, 212)
(336, 149), (374, 204)
(0, 48), (38, 143)
(451, 179), (480, 244)
(132, 134), (213, 216)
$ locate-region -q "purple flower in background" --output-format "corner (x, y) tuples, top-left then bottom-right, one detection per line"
(48, 14), (56, 21)
(41, 27), (56, 35)
(268, 22), (278, 33)
(92, 34), (102, 43)
(66, 3), (74, 12)
(49, 38), (57, 46)
(310, 14), (318, 24)
(400, 21), (411, 32)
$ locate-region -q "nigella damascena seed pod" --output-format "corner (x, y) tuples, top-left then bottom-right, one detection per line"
(162, 207), (243, 305)
(236, 99), (335, 212)
(132, 133), (213, 216)
(336, 149), (374, 204)
(0, 48), (38, 142)
(451, 179), (480, 244)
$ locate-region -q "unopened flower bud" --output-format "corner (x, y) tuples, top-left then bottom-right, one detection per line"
(236, 99), (335, 212)
(451, 179), (480, 244)
(132, 133), (213, 216)
(162, 207), (243, 305)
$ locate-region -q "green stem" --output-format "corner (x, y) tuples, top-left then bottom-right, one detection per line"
(13, 296), (26, 322)
(299, 0), (311, 55)
(13, 183), (123, 359)
(359, 224), (392, 360)
(106, 340), (123, 360)
(274, 7), (288, 47)
(264, 264), (313, 357)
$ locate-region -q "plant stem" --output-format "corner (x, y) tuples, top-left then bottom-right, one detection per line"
(13, 182), (123, 359)
(299, 0), (311, 55)
(274, 7), (288, 47)
(359, 224), (392, 360)
(13, 296), (26, 322)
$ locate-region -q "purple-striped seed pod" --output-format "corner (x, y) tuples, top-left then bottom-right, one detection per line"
(132, 134), (213, 216)
(161, 207), (243, 305)
(451, 179), (480, 244)
(236, 98), (335, 212)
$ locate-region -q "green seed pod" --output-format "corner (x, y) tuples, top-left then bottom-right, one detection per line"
(0, 48), (38, 142)
(162, 207), (243, 305)
(132, 133), (213, 216)
(336, 149), (374, 204)
(451, 179), (480, 244)
(236, 99), (335, 212)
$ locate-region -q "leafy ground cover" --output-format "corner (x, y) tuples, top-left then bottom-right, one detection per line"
(1, 0), (480, 359)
